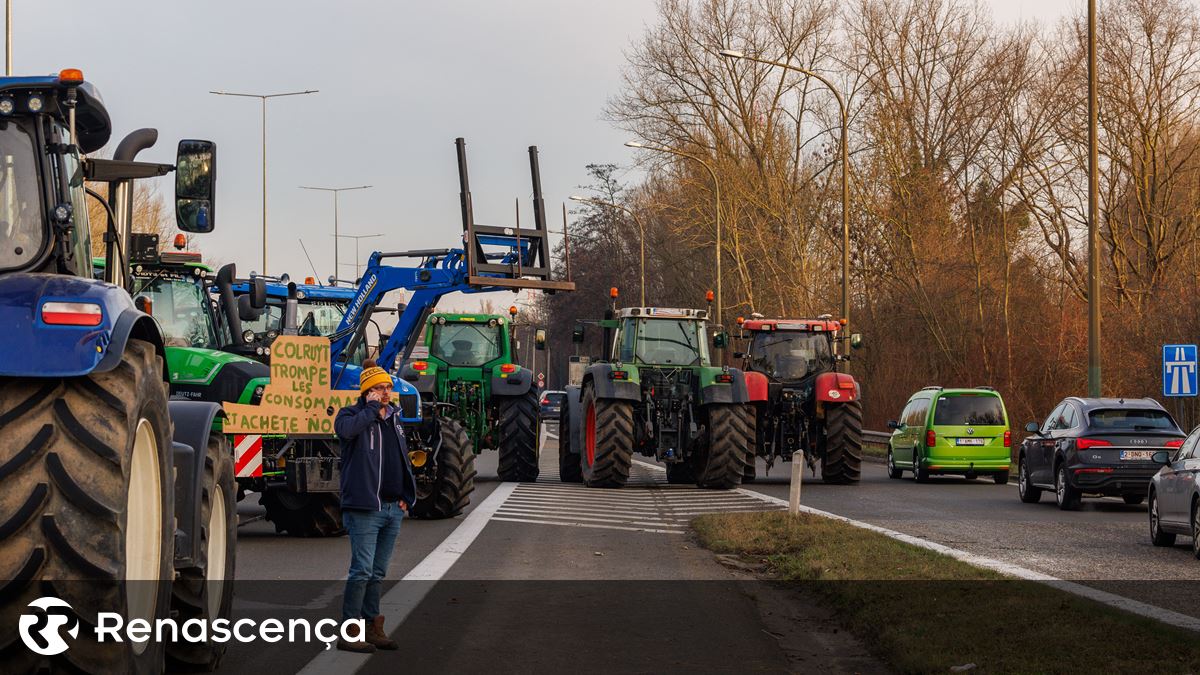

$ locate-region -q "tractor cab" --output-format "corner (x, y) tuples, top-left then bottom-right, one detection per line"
(610, 307), (712, 367)
(739, 318), (842, 383)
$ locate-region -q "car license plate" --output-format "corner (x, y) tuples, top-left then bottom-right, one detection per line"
(956, 438), (986, 446)
(1120, 450), (1153, 460)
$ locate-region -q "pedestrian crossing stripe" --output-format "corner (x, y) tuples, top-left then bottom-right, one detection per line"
(491, 452), (783, 534)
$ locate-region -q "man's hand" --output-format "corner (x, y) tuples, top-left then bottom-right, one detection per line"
(398, 500), (409, 513)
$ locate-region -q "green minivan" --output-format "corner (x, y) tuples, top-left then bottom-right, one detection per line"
(886, 387), (1011, 483)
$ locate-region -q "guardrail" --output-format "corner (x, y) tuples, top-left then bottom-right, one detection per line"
(863, 429), (890, 446)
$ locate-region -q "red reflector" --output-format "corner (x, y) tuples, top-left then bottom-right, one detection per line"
(1004, 430), (1011, 448)
(500, 364), (517, 374)
(838, 379), (855, 390)
(412, 361), (428, 371)
(1075, 467), (1113, 474)
(1165, 439), (1185, 448)
(610, 371), (628, 381)
(926, 430), (936, 448)
(42, 301), (102, 326)
(1076, 438), (1113, 449)
(715, 373), (733, 383)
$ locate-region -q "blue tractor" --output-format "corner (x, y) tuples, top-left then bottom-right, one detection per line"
(0, 70), (234, 672)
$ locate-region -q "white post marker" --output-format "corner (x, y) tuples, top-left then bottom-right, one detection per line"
(788, 451), (803, 514)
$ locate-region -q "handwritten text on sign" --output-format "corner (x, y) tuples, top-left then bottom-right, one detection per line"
(222, 335), (360, 436)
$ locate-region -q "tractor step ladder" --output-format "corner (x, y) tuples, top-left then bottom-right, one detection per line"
(456, 137), (575, 292)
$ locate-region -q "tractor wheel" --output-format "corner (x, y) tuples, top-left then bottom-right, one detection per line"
(558, 404), (582, 483)
(167, 433), (237, 671)
(497, 390), (539, 482)
(696, 404), (754, 489)
(580, 385), (633, 488)
(411, 418), (476, 519)
(0, 339), (174, 675)
(821, 400), (863, 484)
(259, 489), (345, 537)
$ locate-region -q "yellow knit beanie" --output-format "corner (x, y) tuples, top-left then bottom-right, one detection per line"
(359, 359), (392, 394)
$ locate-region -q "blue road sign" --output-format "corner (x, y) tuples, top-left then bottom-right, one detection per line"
(1163, 344), (1198, 397)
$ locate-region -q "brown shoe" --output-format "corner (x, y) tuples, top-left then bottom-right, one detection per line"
(365, 615), (399, 650)
(337, 637), (377, 653)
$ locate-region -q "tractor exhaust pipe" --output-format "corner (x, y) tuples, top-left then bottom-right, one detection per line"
(529, 146), (547, 264)
(282, 282), (299, 335)
(456, 137), (473, 234)
(106, 128), (159, 290)
(216, 263), (244, 345)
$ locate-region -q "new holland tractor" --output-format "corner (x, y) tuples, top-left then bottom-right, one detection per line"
(399, 309), (541, 482)
(0, 70), (235, 672)
(736, 315), (864, 484)
(559, 293), (755, 489)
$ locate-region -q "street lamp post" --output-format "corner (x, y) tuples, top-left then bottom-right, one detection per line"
(570, 195), (647, 306)
(719, 49), (851, 338)
(1087, 0), (1101, 397)
(624, 140), (722, 326)
(210, 89), (318, 274)
(300, 184), (372, 283)
(332, 233), (383, 281)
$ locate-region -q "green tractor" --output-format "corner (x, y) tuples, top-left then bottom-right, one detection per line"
(400, 309), (541, 482)
(560, 299), (755, 489)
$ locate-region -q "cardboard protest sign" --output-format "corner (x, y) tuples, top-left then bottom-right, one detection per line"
(223, 335), (360, 436)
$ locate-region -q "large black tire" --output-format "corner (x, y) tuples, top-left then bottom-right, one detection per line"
(167, 433), (237, 671)
(696, 404), (753, 489)
(0, 338), (174, 675)
(411, 418), (476, 519)
(821, 400), (863, 484)
(260, 489), (345, 537)
(558, 405), (582, 483)
(496, 390), (539, 482)
(580, 385), (633, 488)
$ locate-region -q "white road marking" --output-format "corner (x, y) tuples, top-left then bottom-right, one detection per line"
(492, 516), (686, 534)
(494, 507), (687, 529)
(296, 482), (518, 675)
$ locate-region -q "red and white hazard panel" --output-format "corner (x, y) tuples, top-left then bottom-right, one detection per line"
(234, 435), (263, 478)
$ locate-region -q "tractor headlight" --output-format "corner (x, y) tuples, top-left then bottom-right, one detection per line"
(256, 347), (265, 356)
(27, 95), (43, 112)
(0, 98), (14, 115)
(243, 329), (255, 344)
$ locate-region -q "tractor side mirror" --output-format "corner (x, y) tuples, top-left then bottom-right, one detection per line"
(572, 324), (585, 343)
(1025, 421), (1040, 434)
(712, 331), (728, 349)
(251, 277), (267, 310)
(175, 139), (216, 233)
(237, 295), (262, 323)
(535, 329), (547, 351)
(850, 333), (863, 349)
(887, 420), (902, 430)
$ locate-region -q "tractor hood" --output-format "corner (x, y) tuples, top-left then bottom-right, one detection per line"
(166, 347), (270, 406)
(0, 273), (139, 377)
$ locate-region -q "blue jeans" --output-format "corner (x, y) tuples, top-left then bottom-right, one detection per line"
(342, 502), (405, 622)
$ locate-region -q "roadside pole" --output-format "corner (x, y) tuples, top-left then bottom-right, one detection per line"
(789, 451), (803, 514)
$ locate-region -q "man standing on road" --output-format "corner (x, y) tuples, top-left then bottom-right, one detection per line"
(334, 359), (416, 653)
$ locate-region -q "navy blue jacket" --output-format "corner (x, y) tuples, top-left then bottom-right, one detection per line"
(335, 396), (417, 511)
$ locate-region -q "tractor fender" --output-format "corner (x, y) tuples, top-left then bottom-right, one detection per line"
(583, 363), (641, 402)
(743, 370), (770, 402)
(399, 361), (438, 396)
(563, 384), (583, 457)
(815, 372), (860, 403)
(491, 365), (534, 396)
(700, 368), (750, 405)
(0, 273), (164, 377)
(167, 400), (224, 570)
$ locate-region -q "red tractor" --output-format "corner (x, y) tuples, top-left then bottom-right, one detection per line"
(738, 315), (864, 484)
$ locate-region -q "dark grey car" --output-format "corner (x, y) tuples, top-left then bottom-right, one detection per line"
(1149, 424), (1200, 557)
(1017, 397), (1184, 510)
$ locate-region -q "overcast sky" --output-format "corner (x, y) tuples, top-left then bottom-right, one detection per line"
(19, 0), (1078, 310)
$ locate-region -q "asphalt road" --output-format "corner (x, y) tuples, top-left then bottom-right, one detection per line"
(215, 433), (1200, 674)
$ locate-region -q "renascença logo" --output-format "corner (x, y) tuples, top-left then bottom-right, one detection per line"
(19, 597), (365, 653)
(19, 597), (79, 656)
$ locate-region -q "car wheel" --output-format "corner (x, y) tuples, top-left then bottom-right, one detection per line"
(1123, 494), (1145, 506)
(1149, 491), (1176, 547)
(992, 471), (1010, 485)
(1056, 464), (1080, 511)
(1192, 502), (1200, 560)
(1018, 456), (1041, 503)
(887, 450), (902, 479)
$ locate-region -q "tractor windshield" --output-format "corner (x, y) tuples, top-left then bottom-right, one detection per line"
(132, 277), (217, 349)
(747, 332), (833, 381)
(430, 322), (502, 367)
(0, 120), (45, 271)
(623, 318), (708, 367)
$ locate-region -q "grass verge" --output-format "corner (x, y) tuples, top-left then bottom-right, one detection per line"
(694, 511), (1200, 673)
